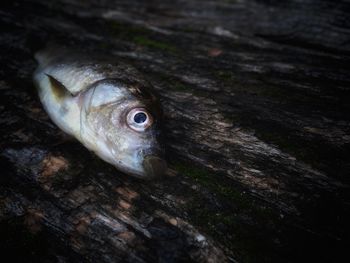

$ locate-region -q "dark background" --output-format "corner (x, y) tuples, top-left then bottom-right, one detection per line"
(0, 0), (349, 262)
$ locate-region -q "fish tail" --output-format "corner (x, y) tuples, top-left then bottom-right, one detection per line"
(34, 43), (65, 65)
(34, 49), (47, 64)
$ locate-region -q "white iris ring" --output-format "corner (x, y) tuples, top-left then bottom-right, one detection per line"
(127, 108), (152, 132)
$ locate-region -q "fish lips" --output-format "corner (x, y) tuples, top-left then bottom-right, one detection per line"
(142, 155), (167, 179)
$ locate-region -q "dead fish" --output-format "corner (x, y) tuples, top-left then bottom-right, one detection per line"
(33, 47), (167, 179)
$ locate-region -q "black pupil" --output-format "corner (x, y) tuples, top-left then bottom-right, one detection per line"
(134, 112), (147, 124)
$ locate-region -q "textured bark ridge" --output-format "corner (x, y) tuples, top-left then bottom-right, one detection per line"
(1, 0), (349, 262)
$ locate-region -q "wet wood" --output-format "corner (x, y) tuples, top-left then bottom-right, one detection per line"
(0, 0), (349, 262)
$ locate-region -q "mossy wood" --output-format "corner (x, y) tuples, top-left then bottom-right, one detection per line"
(0, 0), (349, 262)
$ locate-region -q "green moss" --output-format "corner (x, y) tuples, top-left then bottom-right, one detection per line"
(185, 192), (278, 263)
(215, 71), (236, 82)
(172, 82), (188, 91)
(98, 41), (114, 50)
(108, 21), (179, 54)
(190, 204), (236, 229)
(109, 21), (150, 38)
(174, 162), (251, 209)
(173, 161), (284, 262)
(179, 162), (277, 219)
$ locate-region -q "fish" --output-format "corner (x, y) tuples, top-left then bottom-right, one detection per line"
(33, 46), (167, 179)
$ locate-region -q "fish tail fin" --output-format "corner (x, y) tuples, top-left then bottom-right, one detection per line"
(34, 49), (48, 65)
(34, 43), (66, 66)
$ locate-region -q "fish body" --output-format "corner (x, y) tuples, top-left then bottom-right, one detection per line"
(33, 47), (166, 179)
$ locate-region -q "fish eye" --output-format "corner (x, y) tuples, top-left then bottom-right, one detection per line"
(127, 108), (153, 131)
(134, 112), (147, 124)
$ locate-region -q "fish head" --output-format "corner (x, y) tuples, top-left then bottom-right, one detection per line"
(80, 79), (167, 179)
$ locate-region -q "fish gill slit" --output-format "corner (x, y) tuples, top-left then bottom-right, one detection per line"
(46, 74), (71, 101)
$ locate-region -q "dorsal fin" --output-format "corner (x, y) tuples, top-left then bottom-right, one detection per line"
(46, 74), (73, 100)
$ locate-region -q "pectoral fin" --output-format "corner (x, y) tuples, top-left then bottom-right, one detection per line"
(46, 74), (72, 101)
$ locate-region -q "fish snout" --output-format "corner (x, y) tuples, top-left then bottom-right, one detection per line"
(143, 155), (167, 178)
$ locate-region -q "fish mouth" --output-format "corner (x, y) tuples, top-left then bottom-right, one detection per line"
(142, 155), (167, 179)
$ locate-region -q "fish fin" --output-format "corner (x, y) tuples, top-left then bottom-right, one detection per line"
(34, 43), (66, 65)
(46, 74), (73, 100)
